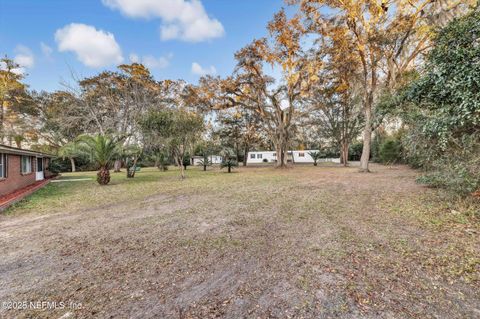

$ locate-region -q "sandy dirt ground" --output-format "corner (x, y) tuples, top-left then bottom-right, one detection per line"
(0, 164), (478, 318)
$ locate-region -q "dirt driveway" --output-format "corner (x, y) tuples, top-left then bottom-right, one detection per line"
(0, 165), (478, 318)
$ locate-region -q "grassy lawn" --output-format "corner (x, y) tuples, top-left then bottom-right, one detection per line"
(0, 165), (478, 318)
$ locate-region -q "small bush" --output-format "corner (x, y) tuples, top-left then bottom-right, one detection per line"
(221, 158), (238, 173)
(182, 153), (191, 170)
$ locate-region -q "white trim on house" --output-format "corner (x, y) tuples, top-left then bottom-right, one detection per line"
(35, 157), (45, 181)
(0, 144), (52, 158)
(21, 155), (32, 174)
(247, 150), (340, 164)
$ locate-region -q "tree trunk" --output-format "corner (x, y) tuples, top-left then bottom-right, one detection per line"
(235, 142), (240, 162)
(275, 131), (288, 168)
(228, 165), (231, 173)
(360, 98), (373, 172)
(243, 145), (249, 166)
(126, 157), (138, 178)
(97, 167), (110, 185)
(113, 159), (122, 173)
(180, 161), (185, 179)
(340, 141), (349, 167)
(174, 150), (186, 179)
(0, 100), (5, 144)
(203, 164), (207, 171)
(70, 157), (76, 172)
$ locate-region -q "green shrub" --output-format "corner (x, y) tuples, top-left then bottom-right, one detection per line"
(384, 11), (480, 195)
(182, 153), (191, 170)
(371, 131), (384, 162)
(348, 142), (363, 161)
(379, 138), (402, 164)
(416, 135), (480, 195)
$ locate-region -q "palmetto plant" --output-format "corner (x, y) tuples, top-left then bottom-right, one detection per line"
(198, 154), (211, 171)
(308, 151), (322, 166)
(77, 134), (121, 185)
(220, 148), (238, 173)
(221, 157), (238, 173)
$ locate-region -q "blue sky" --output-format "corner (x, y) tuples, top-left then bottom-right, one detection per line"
(0, 0), (286, 91)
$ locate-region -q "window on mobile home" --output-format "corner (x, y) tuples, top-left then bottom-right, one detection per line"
(257, 154), (263, 159)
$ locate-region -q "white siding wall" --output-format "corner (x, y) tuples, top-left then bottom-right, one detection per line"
(209, 155), (223, 164)
(192, 155), (223, 166)
(247, 151), (277, 164)
(319, 158), (341, 163)
(247, 150), (340, 164)
(291, 150), (315, 163)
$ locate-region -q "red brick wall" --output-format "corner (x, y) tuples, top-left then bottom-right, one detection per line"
(0, 154), (38, 197)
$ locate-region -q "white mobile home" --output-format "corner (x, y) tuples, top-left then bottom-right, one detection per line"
(247, 151), (277, 164)
(247, 150), (340, 165)
(192, 155), (223, 166)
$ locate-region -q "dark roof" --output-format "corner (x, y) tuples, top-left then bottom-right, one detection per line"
(0, 144), (54, 157)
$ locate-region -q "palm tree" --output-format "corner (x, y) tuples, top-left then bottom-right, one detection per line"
(77, 134), (120, 185)
(308, 151), (322, 166)
(221, 157), (238, 173)
(58, 142), (82, 172)
(198, 154), (211, 171)
(220, 149), (238, 173)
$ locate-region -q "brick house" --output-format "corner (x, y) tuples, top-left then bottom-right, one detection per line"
(0, 144), (54, 197)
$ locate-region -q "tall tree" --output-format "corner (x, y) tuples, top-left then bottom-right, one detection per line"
(291, 0), (475, 171)
(73, 63), (173, 171)
(217, 107), (262, 165)
(309, 23), (364, 166)
(31, 90), (86, 148)
(140, 109), (204, 179)
(0, 57), (32, 145)
(193, 11), (321, 167)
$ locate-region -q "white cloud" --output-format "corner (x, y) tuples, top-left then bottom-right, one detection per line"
(102, 0), (225, 42)
(9, 45), (35, 75)
(14, 45), (35, 68)
(191, 62), (216, 76)
(129, 53), (172, 69)
(129, 53), (140, 63)
(55, 23), (123, 68)
(40, 42), (53, 58)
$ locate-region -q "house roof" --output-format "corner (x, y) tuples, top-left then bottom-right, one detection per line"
(0, 144), (54, 158)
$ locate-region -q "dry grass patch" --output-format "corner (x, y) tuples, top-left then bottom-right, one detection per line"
(0, 164), (478, 318)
